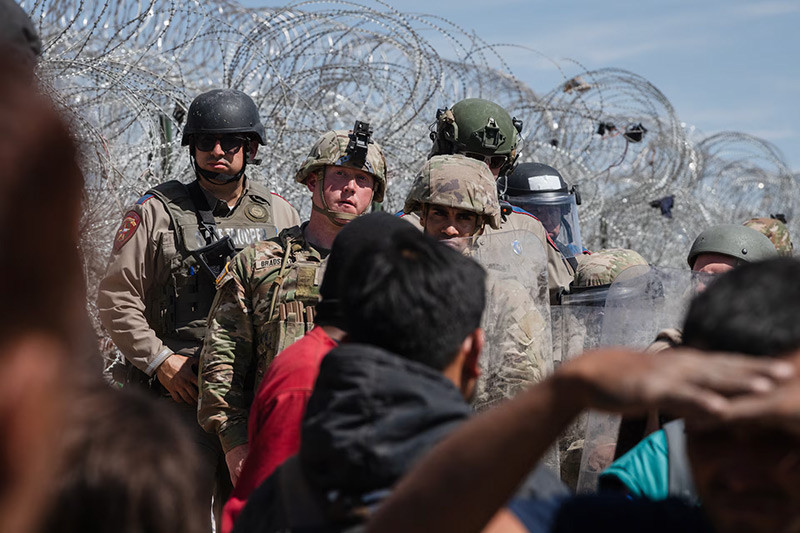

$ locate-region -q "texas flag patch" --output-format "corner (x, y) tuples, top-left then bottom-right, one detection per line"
(113, 211), (141, 252)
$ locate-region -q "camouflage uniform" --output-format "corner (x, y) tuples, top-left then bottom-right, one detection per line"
(743, 217), (793, 257)
(198, 128), (386, 453)
(404, 155), (550, 410)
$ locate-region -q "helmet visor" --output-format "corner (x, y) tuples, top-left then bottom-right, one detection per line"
(510, 194), (583, 257)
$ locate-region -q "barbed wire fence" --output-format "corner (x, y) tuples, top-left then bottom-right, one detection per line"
(24, 0), (796, 331)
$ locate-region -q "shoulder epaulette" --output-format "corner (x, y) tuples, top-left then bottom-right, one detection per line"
(135, 193), (154, 205)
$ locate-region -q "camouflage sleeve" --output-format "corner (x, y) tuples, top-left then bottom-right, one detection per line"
(475, 275), (549, 411)
(198, 248), (256, 453)
(96, 197), (173, 375)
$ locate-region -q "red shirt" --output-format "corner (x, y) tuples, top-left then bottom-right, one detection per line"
(220, 326), (337, 533)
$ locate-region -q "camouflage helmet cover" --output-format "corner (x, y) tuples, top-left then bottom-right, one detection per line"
(573, 248), (648, 288)
(295, 129), (387, 203)
(432, 98), (521, 157)
(404, 154), (501, 229)
(743, 217), (793, 257)
(687, 224), (778, 267)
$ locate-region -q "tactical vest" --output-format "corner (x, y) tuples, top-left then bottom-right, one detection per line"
(147, 179), (280, 352)
(254, 226), (326, 389)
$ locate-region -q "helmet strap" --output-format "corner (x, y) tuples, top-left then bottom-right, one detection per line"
(310, 173), (371, 227)
(190, 145), (247, 185)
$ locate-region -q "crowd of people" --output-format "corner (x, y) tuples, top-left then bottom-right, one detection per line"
(4, 1), (800, 532)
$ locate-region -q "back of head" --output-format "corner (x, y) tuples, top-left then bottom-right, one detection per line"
(342, 230), (486, 371)
(316, 212), (414, 328)
(743, 216), (793, 257)
(39, 385), (206, 533)
(687, 224), (778, 268)
(403, 154), (502, 229)
(0, 0), (41, 71)
(683, 257), (800, 356)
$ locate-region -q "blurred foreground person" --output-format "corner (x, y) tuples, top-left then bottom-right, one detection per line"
(233, 226), (565, 533)
(367, 265), (799, 532)
(220, 212), (411, 533)
(601, 258), (800, 513)
(0, 37), (206, 533)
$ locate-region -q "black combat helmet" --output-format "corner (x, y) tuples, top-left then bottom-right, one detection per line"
(0, 0), (42, 63)
(181, 89), (266, 146)
(500, 162), (584, 257)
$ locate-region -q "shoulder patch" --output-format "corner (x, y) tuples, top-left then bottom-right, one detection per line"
(136, 194), (155, 205)
(113, 211), (141, 252)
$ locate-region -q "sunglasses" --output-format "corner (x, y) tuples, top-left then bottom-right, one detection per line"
(463, 151), (508, 170)
(194, 134), (248, 153)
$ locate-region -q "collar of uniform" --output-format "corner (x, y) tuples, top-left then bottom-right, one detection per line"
(198, 177), (251, 217)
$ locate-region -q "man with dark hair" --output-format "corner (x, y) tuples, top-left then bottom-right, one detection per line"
(601, 257), (800, 507)
(233, 226), (565, 533)
(367, 258), (800, 533)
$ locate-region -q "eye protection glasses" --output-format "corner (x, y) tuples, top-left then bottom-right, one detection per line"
(194, 134), (248, 153)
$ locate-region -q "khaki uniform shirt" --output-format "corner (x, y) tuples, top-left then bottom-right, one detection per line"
(97, 178), (300, 377)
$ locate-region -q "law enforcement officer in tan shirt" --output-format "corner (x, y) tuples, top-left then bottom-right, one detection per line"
(97, 88), (299, 529)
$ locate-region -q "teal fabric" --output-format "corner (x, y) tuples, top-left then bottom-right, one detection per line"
(600, 429), (668, 500)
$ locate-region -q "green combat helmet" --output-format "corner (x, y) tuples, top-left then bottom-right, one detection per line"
(743, 217), (793, 257)
(429, 98), (523, 176)
(561, 248), (648, 306)
(404, 154), (502, 231)
(687, 224), (778, 268)
(295, 121), (387, 225)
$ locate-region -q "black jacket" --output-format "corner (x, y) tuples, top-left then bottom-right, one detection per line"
(234, 343), (566, 532)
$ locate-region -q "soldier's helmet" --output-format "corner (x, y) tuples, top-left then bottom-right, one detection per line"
(181, 89), (266, 145)
(404, 154), (501, 230)
(500, 162), (584, 257)
(743, 217), (793, 257)
(295, 127), (387, 203)
(429, 98), (523, 175)
(1, 0), (42, 61)
(687, 224), (778, 268)
(561, 248), (648, 306)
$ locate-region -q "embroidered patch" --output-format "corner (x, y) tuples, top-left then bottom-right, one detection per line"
(113, 211), (141, 252)
(246, 204), (269, 222)
(256, 257), (282, 270)
(135, 194), (154, 205)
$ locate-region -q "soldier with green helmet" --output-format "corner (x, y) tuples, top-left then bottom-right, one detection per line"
(743, 216), (793, 257)
(423, 97), (576, 300)
(97, 88), (300, 525)
(688, 223), (778, 275)
(198, 121), (386, 485)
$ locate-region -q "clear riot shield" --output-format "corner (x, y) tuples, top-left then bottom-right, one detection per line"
(467, 230), (559, 477)
(575, 266), (706, 493)
(552, 290), (608, 490)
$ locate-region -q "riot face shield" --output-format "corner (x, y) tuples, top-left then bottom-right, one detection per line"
(575, 266), (706, 493)
(511, 194), (583, 258)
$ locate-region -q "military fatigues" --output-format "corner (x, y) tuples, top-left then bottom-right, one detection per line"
(97, 178), (299, 525)
(475, 270), (549, 411)
(198, 226), (327, 453)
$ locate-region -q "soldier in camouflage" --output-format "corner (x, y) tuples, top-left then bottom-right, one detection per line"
(422, 97), (575, 300)
(97, 88), (299, 528)
(198, 123), (387, 485)
(404, 154), (550, 410)
(743, 216), (793, 257)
